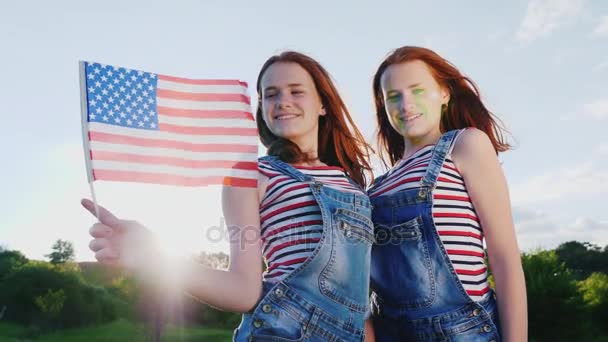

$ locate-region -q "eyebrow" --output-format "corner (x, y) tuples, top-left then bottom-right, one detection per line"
(263, 83), (305, 92)
(386, 83), (423, 94)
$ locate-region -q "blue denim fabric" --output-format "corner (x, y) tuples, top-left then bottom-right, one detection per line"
(234, 156), (373, 341)
(369, 130), (501, 342)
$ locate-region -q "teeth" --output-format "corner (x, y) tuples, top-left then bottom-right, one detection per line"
(276, 114), (298, 120)
(404, 113), (422, 121)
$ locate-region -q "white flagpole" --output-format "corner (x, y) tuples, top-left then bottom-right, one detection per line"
(79, 61), (100, 219)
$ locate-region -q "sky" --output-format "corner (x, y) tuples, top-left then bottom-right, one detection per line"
(1, 0), (607, 262)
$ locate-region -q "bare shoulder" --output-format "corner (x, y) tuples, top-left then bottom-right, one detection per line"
(451, 128), (497, 176)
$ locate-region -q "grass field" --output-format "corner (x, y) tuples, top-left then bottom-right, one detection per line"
(0, 319), (233, 342)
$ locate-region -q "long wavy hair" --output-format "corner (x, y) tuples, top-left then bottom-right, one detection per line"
(372, 46), (511, 167)
(256, 51), (372, 187)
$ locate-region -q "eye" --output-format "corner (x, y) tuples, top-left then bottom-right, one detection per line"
(264, 92), (277, 99)
(386, 93), (401, 103)
(291, 89), (304, 95)
(412, 88), (425, 95)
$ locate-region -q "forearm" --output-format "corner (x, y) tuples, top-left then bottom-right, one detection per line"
(492, 261), (528, 342)
(178, 259), (262, 313)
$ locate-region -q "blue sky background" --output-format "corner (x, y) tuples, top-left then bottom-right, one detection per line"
(1, 0), (607, 261)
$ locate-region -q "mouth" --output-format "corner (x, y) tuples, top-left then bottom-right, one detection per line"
(400, 113), (423, 122)
(274, 113), (301, 120)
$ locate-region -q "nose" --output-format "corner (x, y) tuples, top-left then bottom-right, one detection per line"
(401, 97), (416, 113)
(274, 93), (292, 110)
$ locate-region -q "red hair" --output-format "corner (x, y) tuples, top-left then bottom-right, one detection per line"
(256, 51), (372, 187)
(373, 46), (511, 166)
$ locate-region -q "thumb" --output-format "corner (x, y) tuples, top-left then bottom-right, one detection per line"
(81, 198), (122, 228)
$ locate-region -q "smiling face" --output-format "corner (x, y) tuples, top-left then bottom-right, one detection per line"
(380, 60), (450, 145)
(260, 62), (326, 147)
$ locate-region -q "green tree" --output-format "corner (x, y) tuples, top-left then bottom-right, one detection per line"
(34, 288), (66, 322)
(579, 272), (608, 335)
(522, 250), (587, 341)
(0, 249), (28, 279)
(555, 241), (607, 280)
(45, 240), (75, 265)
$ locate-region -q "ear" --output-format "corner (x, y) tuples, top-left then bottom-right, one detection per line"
(319, 105), (327, 116)
(440, 86), (451, 105)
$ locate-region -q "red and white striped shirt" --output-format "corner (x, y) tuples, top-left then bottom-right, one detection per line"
(368, 133), (491, 301)
(258, 159), (362, 282)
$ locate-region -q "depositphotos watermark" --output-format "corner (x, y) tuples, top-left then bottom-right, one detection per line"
(203, 218), (416, 248)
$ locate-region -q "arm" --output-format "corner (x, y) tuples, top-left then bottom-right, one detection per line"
(365, 319), (376, 342)
(451, 128), (528, 342)
(84, 174), (268, 313)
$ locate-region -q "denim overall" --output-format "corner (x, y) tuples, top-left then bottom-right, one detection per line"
(369, 130), (501, 342)
(234, 156), (374, 342)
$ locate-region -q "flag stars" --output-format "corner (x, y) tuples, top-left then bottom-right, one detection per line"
(101, 75), (108, 82)
(90, 100), (97, 107)
(114, 117), (121, 124)
(96, 107), (102, 114)
(89, 113), (96, 120)
(127, 119), (133, 125)
(95, 81), (102, 87)
(103, 115), (109, 121)
(138, 121), (144, 127)
(150, 122), (156, 129)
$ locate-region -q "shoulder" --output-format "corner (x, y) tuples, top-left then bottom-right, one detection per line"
(451, 128), (497, 176)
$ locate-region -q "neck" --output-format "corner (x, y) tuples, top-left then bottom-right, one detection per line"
(290, 132), (320, 163)
(402, 130), (441, 160)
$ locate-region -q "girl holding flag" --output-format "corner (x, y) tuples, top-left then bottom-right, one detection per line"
(83, 51), (376, 341)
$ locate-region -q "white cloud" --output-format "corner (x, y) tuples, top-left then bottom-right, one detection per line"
(593, 15), (608, 37)
(597, 142), (608, 155)
(516, 0), (586, 43)
(593, 60), (608, 72)
(584, 98), (608, 120)
(513, 207), (608, 251)
(511, 162), (608, 205)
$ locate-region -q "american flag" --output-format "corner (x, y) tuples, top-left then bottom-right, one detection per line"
(79, 61), (259, 188)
